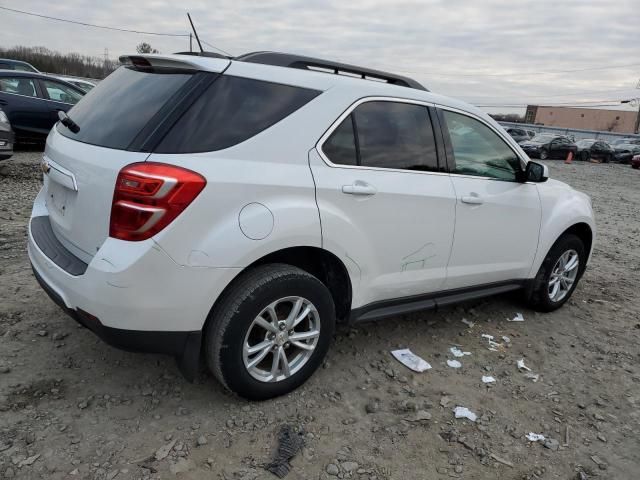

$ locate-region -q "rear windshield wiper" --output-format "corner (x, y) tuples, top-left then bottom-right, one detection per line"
(58, 110), (80, 134)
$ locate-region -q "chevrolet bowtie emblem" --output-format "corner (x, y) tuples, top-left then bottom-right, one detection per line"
(40, 159), (50, 175)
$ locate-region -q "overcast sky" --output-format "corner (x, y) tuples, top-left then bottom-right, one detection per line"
(1, 0), (639, 114)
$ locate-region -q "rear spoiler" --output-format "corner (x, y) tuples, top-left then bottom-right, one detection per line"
(118, 54), (230, 73)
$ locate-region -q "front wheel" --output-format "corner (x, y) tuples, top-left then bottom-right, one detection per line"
(581, 151), (590, 162)
(204, 264), (335, 400)
(539, 149), (549, 160)
(527, 234), (586, 312)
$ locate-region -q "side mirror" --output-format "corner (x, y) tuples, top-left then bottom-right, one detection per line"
(524, 161), (549, 183)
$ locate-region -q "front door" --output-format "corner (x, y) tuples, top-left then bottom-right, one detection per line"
(310, 99), (457, 308)
(437, 108), (541, 289)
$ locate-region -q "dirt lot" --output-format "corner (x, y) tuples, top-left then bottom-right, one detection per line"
(1, 151), (639, 480)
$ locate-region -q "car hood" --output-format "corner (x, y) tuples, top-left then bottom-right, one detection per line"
(615, 144), (640, 152)
(520, 141), (542, 147)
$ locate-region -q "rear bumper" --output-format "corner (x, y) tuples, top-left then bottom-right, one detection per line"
(31, 264), (200, 356)
(28, 200), (241, 377)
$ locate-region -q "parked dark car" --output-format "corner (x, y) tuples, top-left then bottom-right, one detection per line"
(613, 140), (640, 164)
(0, 59), (39, 73)
(0, 71), (84, 143)
(0, 107), (14, 160)
(505, 127), (534, 144)
(520, 134), (578, 160)
(575, 139), (615, 162)
(611, 137), (638, 146)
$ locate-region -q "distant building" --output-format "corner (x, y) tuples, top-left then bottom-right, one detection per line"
(525, 105), (639, 134)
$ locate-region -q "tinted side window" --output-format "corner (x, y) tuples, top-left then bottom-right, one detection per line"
(0, 77), (37, 97)
(322, 115), (357, 166)
(353, 101), (438, 171)
(442, 110), (521, 181)
(41, 80), (83, 104)
(157, 76), (320, 153)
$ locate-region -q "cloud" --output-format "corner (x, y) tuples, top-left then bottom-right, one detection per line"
(1, 0), (638, 113)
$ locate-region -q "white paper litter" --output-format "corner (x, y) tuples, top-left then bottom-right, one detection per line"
(450, 347), (471, 358)
(517, 359), (531, 371)
(526, 433), (545, 442)
(454, 406), (477, 422)
(447, 359), (462, 369)
(502, 336), (511, 343)
(481, 333), (502, 351)
(524, 372), (540, 382)
(482, 376), (496, 383)
(391, 349), (432, 372)
(461, 318), (475, 328)
(508, 313), (525, 322)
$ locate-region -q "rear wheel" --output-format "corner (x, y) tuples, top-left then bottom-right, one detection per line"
(204, 264), (335, 400)
(539, 149), (549, 160)
(527, 234), (586, 312)
(581, 151), (590, 162)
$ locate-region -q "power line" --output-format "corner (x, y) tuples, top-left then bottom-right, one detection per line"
(475, 98), (633, 107)
(200, 40), (233, 58)
(463, 87), (638, 102)
(341, 57), (640, 78)
(0, 5), (189, 37)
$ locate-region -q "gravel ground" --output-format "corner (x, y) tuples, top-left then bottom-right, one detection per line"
(1, 151), (639, 480)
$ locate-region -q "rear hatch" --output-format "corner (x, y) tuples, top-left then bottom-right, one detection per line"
(43, 56), (229, 263)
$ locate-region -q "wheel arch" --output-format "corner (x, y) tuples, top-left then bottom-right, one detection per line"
(561, 222), (593, 266)
(205, 246), (353, 328)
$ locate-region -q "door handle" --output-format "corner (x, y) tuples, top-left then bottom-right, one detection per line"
(342, 181), (377, 196)
(461, 194), (483, 205)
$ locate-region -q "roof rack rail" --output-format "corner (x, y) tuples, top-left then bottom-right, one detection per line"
(235, 51), (428, 91)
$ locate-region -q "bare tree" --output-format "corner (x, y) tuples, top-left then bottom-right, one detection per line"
(136, 43), (159, 54)
(0, 45), (118, 79)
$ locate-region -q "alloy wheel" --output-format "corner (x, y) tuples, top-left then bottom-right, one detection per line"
(548, 249), (580, 302)
(242, 296), (321, 382)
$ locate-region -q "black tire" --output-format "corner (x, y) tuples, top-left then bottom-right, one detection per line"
(539, 148), (549, 160)
(581, 151), (589, 162)
(204, 264), (335, 400)
(527, 234), (586, 312)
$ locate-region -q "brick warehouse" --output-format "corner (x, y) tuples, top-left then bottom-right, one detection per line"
(525, 105), (640, 134)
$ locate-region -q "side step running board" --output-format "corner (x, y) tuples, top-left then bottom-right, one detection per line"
(350, 282), (524, 323)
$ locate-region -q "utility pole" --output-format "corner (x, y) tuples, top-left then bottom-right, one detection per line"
(635, 79), (640, 134)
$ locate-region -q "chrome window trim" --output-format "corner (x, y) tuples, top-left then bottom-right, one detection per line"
(316, 96), (530, 181)
(315, 96), (448, 178)
(0, 89), (76, 106)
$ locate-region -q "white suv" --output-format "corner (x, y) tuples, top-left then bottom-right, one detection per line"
(28, 52), (595, 399)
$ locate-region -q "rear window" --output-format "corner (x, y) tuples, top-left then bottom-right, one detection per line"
(155, 76), (320, 153)
(57, 66), (193, 150)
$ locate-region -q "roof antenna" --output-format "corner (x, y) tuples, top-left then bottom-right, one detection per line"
(187, 13), (204, 53)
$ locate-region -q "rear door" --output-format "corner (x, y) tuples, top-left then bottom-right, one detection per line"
(437, 107), (541, 289)
(310, 99), (457, 307)
(38, 78), (84, 127)
(42, 59), (229, 263)
(0, 75), (51, 135)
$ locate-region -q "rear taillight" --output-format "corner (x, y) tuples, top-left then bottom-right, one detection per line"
(110, 162), (206, 241)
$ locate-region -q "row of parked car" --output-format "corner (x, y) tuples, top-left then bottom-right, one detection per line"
(504, 127), (640, 165)
(0, 58), (97, 162)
